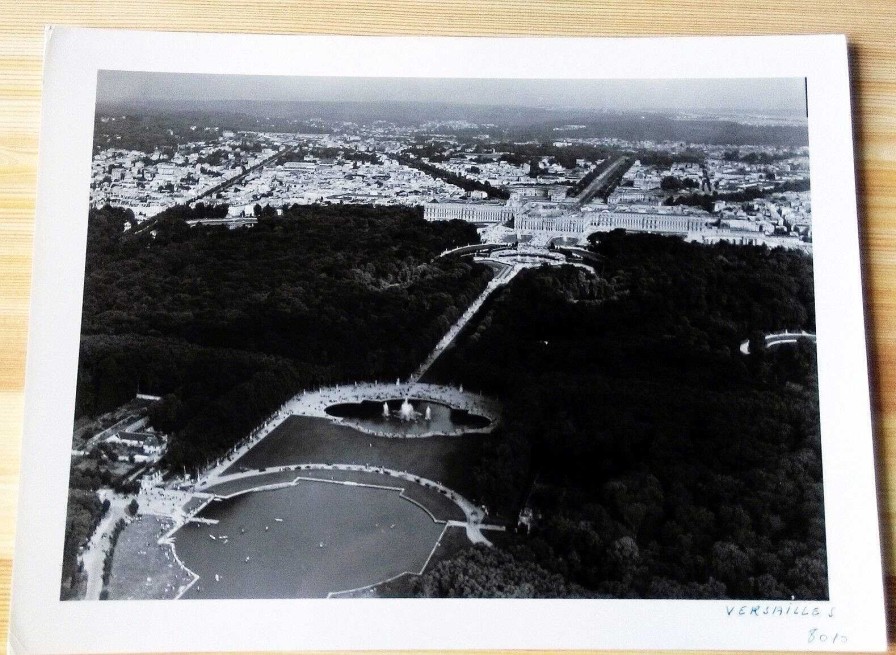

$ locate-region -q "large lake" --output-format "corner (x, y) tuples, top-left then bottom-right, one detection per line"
(173, 479), (445, 598)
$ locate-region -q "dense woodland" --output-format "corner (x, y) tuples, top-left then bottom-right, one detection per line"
(61, 490), (105, 598)
(422, 231), (824, 599)
(72, 196), (822, 601)
(418, 544), (590, 598)
(75, 204), (488, 472)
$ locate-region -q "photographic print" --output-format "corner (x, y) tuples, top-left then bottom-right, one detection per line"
(62, 71), (824, 603)
(11, 29), (885, 654)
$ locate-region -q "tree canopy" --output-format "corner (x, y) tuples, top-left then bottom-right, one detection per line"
(423, 231), (823, 600)
(77, 204), (489, 472)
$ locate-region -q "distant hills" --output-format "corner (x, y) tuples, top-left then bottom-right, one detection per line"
(95, 99), (809, 147)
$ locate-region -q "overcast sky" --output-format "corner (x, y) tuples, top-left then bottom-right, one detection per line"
(97, 71), (807, 117)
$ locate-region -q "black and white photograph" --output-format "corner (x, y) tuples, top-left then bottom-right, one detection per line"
(61, 71), (824, 602)
(10, 29), (885, 654)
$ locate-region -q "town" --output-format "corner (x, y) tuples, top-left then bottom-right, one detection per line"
(90, 114), (812, 251)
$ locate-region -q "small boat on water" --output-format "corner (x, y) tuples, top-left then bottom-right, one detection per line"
(215, 574), (220, 582)
(274, 518), (283, 522)
(319, 542), (324, 548)
(209, 534), (216, 540)
(245, 556), (250, 562)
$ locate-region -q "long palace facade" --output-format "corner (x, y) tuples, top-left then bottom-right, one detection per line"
(423, 203), (514, 224)
(424, 201), (714, 236)
(585, 210), (710, 234)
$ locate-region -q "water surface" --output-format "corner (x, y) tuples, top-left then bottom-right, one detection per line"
(326, 398), (489, 436)
(174, 480), (444, 598)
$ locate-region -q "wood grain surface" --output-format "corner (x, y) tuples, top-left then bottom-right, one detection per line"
(1, 1), (895, 653)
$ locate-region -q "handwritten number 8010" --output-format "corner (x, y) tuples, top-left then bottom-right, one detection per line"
(808, 629), (846, 646)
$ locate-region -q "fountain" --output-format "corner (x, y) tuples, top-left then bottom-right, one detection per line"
(399, 398), (416, 421)
(324, 388), (491, 435)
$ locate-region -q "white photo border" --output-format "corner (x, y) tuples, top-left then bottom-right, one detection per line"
(9, 28), (885, 653)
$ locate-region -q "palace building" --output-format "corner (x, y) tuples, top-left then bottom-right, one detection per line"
(423, 202), (514, 224)
(515, 210), (587, 233)
(515, 207), (711, 235)
(424, 197), (712, 237)
(587, 209), (711, 234)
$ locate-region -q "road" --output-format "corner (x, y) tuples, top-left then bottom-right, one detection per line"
(576, 156), (631, 204)
(188, 145), (298, 205)
(128, 145), (299, 237)
(81, 491), (130, 600)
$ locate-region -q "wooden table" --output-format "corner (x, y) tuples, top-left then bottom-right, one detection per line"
(1, 1), (894, 652)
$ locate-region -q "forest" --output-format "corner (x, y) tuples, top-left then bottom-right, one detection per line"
(60, 489), (105, 598)
(421, 231), (824, 600)
(75, 204), (488, 472)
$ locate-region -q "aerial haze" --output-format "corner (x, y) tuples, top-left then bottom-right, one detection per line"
(97, 71), (807, 118)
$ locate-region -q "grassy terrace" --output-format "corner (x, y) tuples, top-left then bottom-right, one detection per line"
(224, 415), (493, 501)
